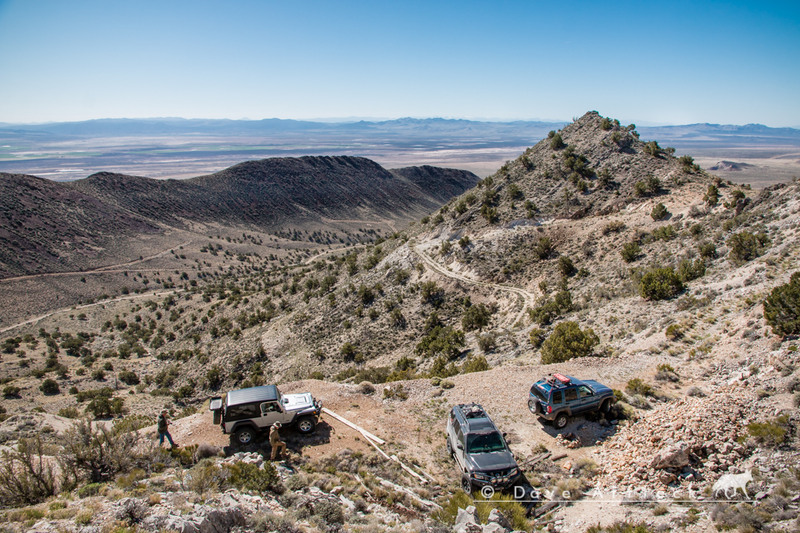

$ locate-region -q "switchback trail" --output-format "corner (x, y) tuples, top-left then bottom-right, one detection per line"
(410, 241), (537, 329)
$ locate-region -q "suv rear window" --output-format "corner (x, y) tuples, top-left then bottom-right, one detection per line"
(530, 384), (548, 401)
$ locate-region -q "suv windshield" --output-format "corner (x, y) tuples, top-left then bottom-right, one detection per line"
(467, 432), (506, 453)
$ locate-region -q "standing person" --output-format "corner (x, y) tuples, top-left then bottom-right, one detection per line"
(157, 410), (176, 448)
(269, 422), (286, 460)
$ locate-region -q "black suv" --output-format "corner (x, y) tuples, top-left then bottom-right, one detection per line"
(446, 403), (521, 493)
(528, 373), (615, 429)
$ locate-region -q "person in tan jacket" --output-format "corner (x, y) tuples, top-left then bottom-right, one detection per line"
(269, 422), (286, 460)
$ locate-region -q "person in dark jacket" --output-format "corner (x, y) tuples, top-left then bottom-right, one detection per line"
(157, 410), (176, 448)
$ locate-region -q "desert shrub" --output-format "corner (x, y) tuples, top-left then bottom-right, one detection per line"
(710, 503), (764, 532)
(58, 406), (80, 418)
(626, 378), (655, 397)
(602, 220), (626, 235)
(461, 355), (490, 374)
(678, 258), (706, 283)
(639, 267), (684, 301)
(529, 290), (572, 326)
(0, 437), (58, 506)
(540, 321), (599, 364)
(550, 132), (565, 150)
(586, 521), (656, 533)
(477, 334), (496, 353)
(59, 418), (150, 484)
(3, 384), (21, 397)
(746, 415), (790, 447)
(651, 225), (676, 241)
(664, 323), (683, 340)
(224, 461), (282, 494)
(117, 370), (139, 386)
(643, 141), (661, 156)
(419, 281), (445, 307)
(434, 490), (529, 530)
(188, 458), (222, 495)
(248, 512), (302, 533)
(600, 117), (613, 130)
(534, 236), (554, 260)
(529, 328), (546, 348)
(462, 303), (491, 332)
(312, 498), (345, 526)
(764, 272), (800, 336)
(558, 256), (577, 277)
(634, 176), (660, 197)
(728, 231), (769, 263)
(85, 391), (124, 419)
(620, 242), (641, 263)
(704, 184), (720, 207)
(40, 378), (60, 395)
(382, 383), (408, 400)
(415, 326), (465, 360)
(650, 203), (669, 221)
(699, 242), (717, 259)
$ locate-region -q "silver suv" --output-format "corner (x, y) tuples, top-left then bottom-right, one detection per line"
(209, 384), (322, 445)
(446, 403), (521, 493)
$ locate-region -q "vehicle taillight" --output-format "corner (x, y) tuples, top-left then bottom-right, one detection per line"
(547, 405), (552, 414)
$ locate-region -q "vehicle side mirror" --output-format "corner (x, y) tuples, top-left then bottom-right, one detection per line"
(456, 443), (463, 450)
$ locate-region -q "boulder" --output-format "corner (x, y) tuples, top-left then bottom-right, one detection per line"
(487, 509), (512, 530)
(650, 444), (690, 470)
(455, 506), (482, 533)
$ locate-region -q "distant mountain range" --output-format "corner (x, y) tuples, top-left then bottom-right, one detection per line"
(2, 117), (798, 143)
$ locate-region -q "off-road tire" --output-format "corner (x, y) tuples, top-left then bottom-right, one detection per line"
(527, 399), (540, 415)
(296, 416), (316, 434)
(447, 438), (453, 457)
(554, 412), (568, 430)
(600, 399), (612, 414)
(233, 426), (256, 446)
(461, 475), (473, 494)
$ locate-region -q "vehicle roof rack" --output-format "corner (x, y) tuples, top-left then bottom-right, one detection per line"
(459, 403), (487, 419)
(544, 373), (572, 387)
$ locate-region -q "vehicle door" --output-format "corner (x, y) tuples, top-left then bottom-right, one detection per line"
(451, 418), (468, 471)
(575, 385), (595, 413)
(258, 401), (284, 428)
(549, 389), (564, 415)
(563, 386), (579, 414)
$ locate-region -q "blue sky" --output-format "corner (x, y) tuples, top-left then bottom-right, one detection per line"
(1, 0), (798, 126)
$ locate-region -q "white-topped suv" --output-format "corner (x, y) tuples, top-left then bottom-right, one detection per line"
(209, 384), (322, 445)
(446, 403), (521, 493)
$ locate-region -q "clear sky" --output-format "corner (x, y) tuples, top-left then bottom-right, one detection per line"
(1, 0), (798, 126)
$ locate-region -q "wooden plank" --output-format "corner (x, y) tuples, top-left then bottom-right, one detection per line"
(322, 407), (386, 445)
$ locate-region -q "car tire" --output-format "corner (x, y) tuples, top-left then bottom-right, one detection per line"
(296, 416), (316, 434)
(461, 476), (473, 494)
(446, 438), (453, 457)
(234, 427), (256, 445)
(600, 399), (611, 414)
(554, 412), (568, 430)
(527, 399), (540, 415)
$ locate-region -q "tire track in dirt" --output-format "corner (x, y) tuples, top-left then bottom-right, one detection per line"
(0, 289), (183, 335)
(0, 240), (193, 283)
(410, 242), (536, 329)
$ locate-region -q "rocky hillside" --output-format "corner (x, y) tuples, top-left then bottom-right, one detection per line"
(1, 112), (799, 532)
(0, 173), (162, 278)
(0, 157), (478, 278)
